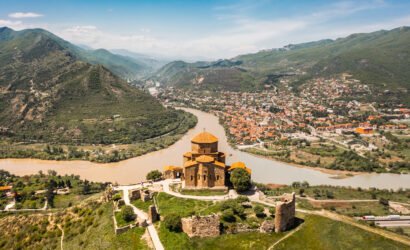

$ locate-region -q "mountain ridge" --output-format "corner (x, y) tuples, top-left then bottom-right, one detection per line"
(153, 26), (410, 101)
(0, 26), (190, 144)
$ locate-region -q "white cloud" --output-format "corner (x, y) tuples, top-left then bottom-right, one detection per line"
(4, 0), (407, 60)
(9, 12), (43, 18)
(0, 19), (22, 27)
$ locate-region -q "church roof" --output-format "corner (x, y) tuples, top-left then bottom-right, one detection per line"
(184, 160), (198, 167)
(229, 161), (252, 174)
(195, 155), (215, 163)
(214, 161), (226, 168)
(164, 165), (182, 171)
(191, 132), (218, 144)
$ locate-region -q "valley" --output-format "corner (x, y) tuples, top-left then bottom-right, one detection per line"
(1, 11), (410, 248)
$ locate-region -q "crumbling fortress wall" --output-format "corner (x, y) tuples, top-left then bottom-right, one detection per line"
(181, 214), (220, 238)
(274, 192), (296, 232)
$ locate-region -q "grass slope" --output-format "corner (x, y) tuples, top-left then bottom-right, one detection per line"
(275, 214), (408, 250)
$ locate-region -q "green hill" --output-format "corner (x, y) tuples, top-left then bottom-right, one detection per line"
(0, 27), (190, 144)
(154, 27), (410, 100)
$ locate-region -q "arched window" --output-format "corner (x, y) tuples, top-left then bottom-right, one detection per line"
(216, 175), (219, 180)
(203, 175), (207, 181)
(190, 175), (193, 181)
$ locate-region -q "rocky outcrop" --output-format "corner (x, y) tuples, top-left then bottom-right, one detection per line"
(274, 192), (296, 232)
(181, 214), (220, 238)
(260, 220), (275, 233)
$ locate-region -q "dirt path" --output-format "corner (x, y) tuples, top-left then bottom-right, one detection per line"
(47, 213), (64, 250)
(57, 224), (64, 250)
(268, 223), (304, 249)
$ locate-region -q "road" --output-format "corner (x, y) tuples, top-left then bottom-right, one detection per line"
(376, 220), (410, 227)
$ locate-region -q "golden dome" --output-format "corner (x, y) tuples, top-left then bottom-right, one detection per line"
(195, 155), (215, 163)
(191, 131), (218, 144)
(229, 161), (252, 174)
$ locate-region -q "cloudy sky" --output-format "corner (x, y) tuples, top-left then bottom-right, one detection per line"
(1, 0), (410, 60)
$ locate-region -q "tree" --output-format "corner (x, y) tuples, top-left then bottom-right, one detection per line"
(121, 205), (136, 222)
(230, 168), (251, 192)
(253, 205), (265, 218)
(163, 214), (182, 232)
(66, 179), (72, 188)
(82, 180), (91, 194)
(291, 181), (301, 188)
(146, 170), (163, 181)
(47, 170), (57, 176)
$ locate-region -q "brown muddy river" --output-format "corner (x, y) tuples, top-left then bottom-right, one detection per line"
(1, 108), (409, 189)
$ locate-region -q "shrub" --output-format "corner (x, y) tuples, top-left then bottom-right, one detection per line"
(221, 208), (236, 222)
(220, 200), (245, 217)
(253, 205), (265, 218)
(112, 193), (122, 201)
(230, 168), (251, 192)
(163, 214), (182, 232)
(379, 197), (389, 206)
(121, 205), (136, 222)
(269, 207), (276, 216)
(146, 170), (163, 181)
(236, 195), (250, 203)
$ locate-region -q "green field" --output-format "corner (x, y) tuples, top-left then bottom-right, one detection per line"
(63, 203), (148, 249)
(132, 199), (154, 213)
(274, 214), (408, 250)
(180, 189), (228, 196)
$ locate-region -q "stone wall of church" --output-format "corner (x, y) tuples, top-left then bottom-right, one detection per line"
(184, 165), (198, 187)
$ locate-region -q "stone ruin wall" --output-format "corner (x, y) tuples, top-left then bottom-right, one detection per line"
(274, 192), (296, 233)
(181, 214), (220, 238)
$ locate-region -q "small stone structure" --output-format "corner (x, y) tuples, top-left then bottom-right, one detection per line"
(274, 192), (296, 232)
(129, 189), (155, 202)
(129, 189), (141, 200)
(181, 214), (220, 238)
(148, 205), (159, 223)
(259, 220), (275, 233)
(140, 189), (151, 202)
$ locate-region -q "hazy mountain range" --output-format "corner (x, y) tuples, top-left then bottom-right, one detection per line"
(153, 26), (410, 103)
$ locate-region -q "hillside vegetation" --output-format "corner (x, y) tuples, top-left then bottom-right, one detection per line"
(0, 27), (194, 145)
(154, 27), (410, 100)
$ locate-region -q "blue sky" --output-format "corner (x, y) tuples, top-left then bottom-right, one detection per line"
(1, 0), (410, 60)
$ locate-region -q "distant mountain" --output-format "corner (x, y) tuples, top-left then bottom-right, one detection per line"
(154, 27), (410, 100)
(0, 27), (188, 144)
(79, 48), (150, 80)
(110, 49), (168, 71)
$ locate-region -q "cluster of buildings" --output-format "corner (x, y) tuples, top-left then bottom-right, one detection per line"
(158, 75), (409, 148)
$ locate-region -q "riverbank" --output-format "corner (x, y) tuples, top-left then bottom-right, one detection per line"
(1, 108), (410, 189)
(243, 149), (362, 179)
(0, 112), (197, 163)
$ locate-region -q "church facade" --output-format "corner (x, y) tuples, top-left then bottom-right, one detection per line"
(164, 131), (251, 189)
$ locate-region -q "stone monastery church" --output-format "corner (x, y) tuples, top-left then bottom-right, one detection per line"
(164, 131), (251, 189)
